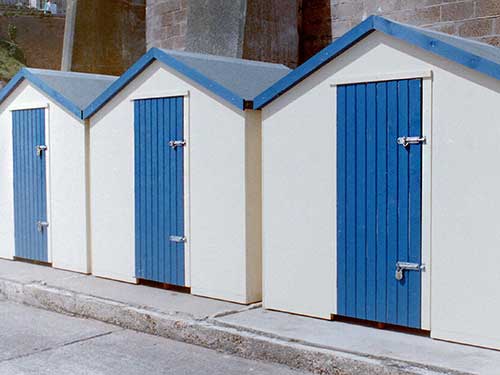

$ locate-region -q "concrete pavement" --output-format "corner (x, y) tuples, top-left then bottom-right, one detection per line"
(1, 259), (499, 374)
(0, 300), (308, 375)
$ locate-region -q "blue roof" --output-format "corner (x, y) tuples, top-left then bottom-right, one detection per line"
(84, 48), (291, 117)
(254, 16), (500, 109)
(0, 68), (118, 118)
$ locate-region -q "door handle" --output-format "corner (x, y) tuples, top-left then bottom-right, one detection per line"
(37, 221), (49, 233)
(395, 262), (425, 281)
(168, 140), (186, 149)
(36, 145), (47, 156)
(169, 235), (186, 243)
(397, 136), (426, 147)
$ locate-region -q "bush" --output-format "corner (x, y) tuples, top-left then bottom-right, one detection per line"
(7, 24), (17, 42)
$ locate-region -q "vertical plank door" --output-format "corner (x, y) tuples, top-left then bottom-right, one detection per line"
(134, 97), (185, 286)
(12, 108), (49, 263)
(337, 79), (423, 328)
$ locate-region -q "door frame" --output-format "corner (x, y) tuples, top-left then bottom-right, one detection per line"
(10, 103), (53, 264)
(330, 70), (433, 330)
(130, 91), (191, 287)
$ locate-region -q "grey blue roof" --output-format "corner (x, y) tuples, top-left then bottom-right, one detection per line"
(254, 16), (500, 108)
(160, 49), (292, 100)
(84, 47), (292, 116)
(27, 69), (118, 110)
(0, 68), (118, 118)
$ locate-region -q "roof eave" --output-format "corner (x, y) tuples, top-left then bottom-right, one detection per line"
(254, 15), (500, 109)
(83, 48), (247, 118)
(0, 68), (83, 119)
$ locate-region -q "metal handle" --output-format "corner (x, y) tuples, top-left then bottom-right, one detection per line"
(37, 221), (49, 233)
(169, 235), (186, 243)
(397, 136), (426, 147)
(168, 140), (186, 149)
(36, 145), (47, 156)
(395, 261), (425, 281)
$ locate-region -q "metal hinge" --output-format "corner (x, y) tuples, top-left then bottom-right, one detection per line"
(36, 221), (49, 233)
(395, 261), (425, 281)
(169, 235), (186, 243)
(168, 140), (186, 149)
(397, 136), (426, 148)
(36, 145), (47, 156)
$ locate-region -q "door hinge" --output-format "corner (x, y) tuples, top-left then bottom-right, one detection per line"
(397, 136), (426, 148)
(169, 235), (186, 243)
(36, 221), (49, 232)
(168, 140), (186, 149)
(36, 145), (47, 156)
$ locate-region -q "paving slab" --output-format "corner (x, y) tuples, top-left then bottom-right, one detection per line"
(216, 308), (500, 375)
(48, 272), (243, 319)
(0, 259), (81, 285)
(0, 259), (243, 319)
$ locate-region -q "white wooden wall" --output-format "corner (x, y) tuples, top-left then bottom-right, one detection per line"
(262, 31), (500, 350)
(0, 81), (89, 273)
(89, 61), (262, 304)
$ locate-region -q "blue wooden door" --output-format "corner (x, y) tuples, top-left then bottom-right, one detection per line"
(134, 97), (185, 286)
(337, 79), (423, 328)
(12, 108), (49, 263)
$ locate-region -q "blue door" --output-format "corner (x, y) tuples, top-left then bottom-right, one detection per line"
(134, 97), (185, 286)
(337, 79), (423, 328)
(12, 108), (49, 263)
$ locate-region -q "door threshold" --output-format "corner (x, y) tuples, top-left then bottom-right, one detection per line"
(13, 257), (52, 267)
(332, 315), (430, 337)
(137, 278), (190, 294)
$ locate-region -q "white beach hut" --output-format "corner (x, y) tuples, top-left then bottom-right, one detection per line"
(256, 16), (500, 350)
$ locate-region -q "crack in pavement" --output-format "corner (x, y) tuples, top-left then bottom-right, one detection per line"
(0, 329), (124, 364)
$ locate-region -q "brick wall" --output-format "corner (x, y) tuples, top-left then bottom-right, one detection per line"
(0, 15), (65, 69)
(146, 0), (300, 67)
(146, 0), (187, 50)
(242, 0), (300, 67)
(331, 0), (500, 46)
(299, 0), (332, 62)
(71, 0), (146, 76)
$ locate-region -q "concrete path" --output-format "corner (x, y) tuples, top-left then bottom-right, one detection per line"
(1, 259), (499, 374)
(0, 300), (307, 374)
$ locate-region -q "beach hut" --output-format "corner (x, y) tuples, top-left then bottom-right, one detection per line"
(256, 16), (500, 349)
(0, 68), (117, 272)
(85, 48), (290, 303)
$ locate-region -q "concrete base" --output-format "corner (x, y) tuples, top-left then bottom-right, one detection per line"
(0, 259), (498, 375)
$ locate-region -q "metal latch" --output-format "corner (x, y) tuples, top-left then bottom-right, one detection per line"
(169, 235), (186, 243)
(395, 262), (425, 281)
(168, 140), (186, 149)
(36, 221), (49, 233)
(36, 145), (47, 156)
(397, 136), (426, 148)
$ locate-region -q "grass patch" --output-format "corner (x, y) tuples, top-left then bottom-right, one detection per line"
(0, 41), (24, 85)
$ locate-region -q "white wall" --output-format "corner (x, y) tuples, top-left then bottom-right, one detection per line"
(0, 81), (88, 273)
(89, 61), (262, 303)
(262, 31), (500, 349)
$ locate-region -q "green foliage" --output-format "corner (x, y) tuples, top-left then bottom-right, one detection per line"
(0, 41), (24, 85)
(7, 24), (17, 42)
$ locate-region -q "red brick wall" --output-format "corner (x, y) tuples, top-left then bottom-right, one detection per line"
(243, 0), (300, 67)
(331, 0), (500, 46)
(71, 0), (146, 76)
(299, 0), (332, 63)
(0, 15), (65, 69)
